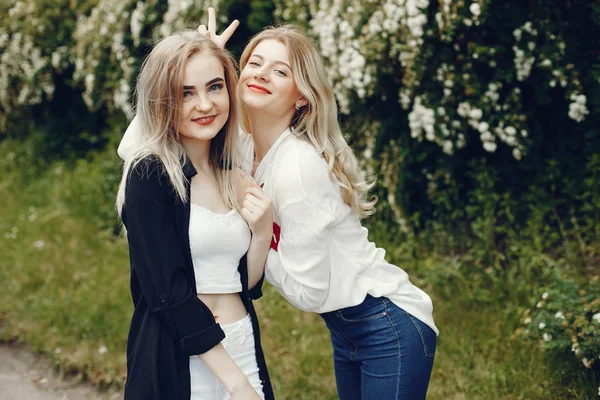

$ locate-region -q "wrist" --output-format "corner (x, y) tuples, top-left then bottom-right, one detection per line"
(227, 375), (252, 394)
(251, 230), (273, 243)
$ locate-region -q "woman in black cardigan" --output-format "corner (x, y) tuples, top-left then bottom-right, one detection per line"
(115, 31), (274, 400)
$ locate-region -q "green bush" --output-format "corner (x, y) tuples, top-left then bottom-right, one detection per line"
(273, 0), (600, 244)
(520, 268), (600, 372)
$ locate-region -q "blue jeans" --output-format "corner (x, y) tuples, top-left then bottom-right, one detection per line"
(320, 295), (436, 400)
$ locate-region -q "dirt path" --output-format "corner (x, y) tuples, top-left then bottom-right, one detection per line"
(0, 344), (122, 400)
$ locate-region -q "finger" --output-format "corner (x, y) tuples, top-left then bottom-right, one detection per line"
(245, 186), (269, 200)
(197, 24), (207, 35)
(219, 19), (239, 44)
(243, 197), (262, 212)
(208, 7), (216, 35)
(240, 207), (254, 224)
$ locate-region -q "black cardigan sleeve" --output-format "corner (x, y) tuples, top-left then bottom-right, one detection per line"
(123, 158), (225, 356)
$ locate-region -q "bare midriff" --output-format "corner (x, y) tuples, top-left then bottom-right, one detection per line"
(198, 293), (247, 325)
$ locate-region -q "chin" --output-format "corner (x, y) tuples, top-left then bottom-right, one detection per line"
(242, 96), (271, 111)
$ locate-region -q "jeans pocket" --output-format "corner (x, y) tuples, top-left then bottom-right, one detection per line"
(338, 296), (388, 322)
(406, 312), (436, 358)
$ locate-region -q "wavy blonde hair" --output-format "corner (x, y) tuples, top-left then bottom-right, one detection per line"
(116, 31), (241, 216)
(240, 25), (376, 218)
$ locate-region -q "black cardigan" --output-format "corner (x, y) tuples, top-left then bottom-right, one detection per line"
(121, 156), (274, 400)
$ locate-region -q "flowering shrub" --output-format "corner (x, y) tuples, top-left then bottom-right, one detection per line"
(0, 0), (225, 152)
(520, 268), (600, 372)
(274, 0), (600, 231)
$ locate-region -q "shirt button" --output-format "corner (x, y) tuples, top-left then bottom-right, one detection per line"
(160, 295), (168, 303)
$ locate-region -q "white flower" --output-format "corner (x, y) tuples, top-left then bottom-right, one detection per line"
(568, 100), (589, 122)
(463, 18), (473, 27)
(512, 148), (522, 160)
(543, 333), (552, 342)
(513, 28), (522, 41)
(538, 322), (546, 329)
(536, 301), (543, 308)
(505, 126), (517, 136)
(477, 122), (489, 133)
(457, 102), (470, 117)
(469, 3), (481, 17)
(482, 141), (497, 152)
(32, 240), (45, 250)
(542, 292), (549, 300)
(524, 317), (531, 324)
(469, 108), (483, 120)
(554, 311), (565, 320)
(98, 345), (108, 355)
(443, 140), (454, 154)
(592, 313), (600, 323)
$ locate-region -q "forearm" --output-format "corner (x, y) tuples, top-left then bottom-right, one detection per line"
(197, 344), (249, 392)
(246, 233), (271, 290)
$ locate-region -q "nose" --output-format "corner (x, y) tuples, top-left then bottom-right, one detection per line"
(194, 93), (212, 112)
(253, 65), (270, 82)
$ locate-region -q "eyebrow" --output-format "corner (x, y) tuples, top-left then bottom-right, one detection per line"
(250, 54), (292, 70)
(183, 78), (225, 90)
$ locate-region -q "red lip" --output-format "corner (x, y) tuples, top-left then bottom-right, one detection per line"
(247, 84), (271, 94)
(192, 115), (216, 126)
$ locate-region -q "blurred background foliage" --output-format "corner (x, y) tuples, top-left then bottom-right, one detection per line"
(0, 0), (599, 398)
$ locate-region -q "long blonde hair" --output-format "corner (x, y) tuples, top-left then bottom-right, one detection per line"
(240, 25), (376, 218)
(116, 31), (241, 216)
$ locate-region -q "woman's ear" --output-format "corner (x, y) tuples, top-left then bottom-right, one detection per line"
(295, 97), (308, 109)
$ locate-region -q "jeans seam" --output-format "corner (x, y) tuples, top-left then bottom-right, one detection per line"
(405, 312), (435, 358)
(332, 312), (358, 359)
(384, 303), (402, 399)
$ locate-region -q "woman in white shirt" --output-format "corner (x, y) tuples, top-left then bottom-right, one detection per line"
(236, 25), (439, 400)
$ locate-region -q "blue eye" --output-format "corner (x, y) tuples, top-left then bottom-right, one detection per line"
(249, 61), (261, 67)
(183, 90), (193, 98)
(209, 83), (224, 92)
(275, 69), (287, 76)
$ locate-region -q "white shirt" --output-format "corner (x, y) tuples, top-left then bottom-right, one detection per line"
(243, 128), (438, 335)
(189, 204), (250, 294)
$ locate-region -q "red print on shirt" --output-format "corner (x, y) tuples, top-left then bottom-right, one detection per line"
(271, 222), (281, 251)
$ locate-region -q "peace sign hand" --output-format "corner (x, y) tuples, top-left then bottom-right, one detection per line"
(197, 7), (239, 49)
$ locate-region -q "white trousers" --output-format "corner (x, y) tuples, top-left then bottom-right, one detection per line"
(189, 314), (265, 399)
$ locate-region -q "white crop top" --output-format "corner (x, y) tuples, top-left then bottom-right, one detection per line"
(189, 204), (251, 294)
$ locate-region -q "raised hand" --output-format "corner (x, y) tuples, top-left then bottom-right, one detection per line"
(241, 181), (273, 241)
(197, 7), (239, 49)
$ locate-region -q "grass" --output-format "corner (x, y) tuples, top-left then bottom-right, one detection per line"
(0, 141), (597, 398)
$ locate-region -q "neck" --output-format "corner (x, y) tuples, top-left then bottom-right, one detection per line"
(246, 108), (294, 162)
(181, 137), (212, 174)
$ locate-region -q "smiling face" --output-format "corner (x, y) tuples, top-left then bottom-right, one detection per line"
(178, 50), (230, 143)
(239, 39), (305, 118)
